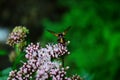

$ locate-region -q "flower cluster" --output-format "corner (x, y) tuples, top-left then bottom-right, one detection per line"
(6, 26), (29, 46)
(8, 42), (82, 80)
(71, 74), (83, 80)
(50, 66), (71, 80)
(46, 43), (70, 58)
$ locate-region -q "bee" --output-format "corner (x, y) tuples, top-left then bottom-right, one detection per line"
(47, 26), (71, 46)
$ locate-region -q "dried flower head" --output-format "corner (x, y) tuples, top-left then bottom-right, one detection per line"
(6, 26), (29, 46)
(9, 51), (17, 62)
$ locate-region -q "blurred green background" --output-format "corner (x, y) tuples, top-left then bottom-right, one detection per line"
(0, 0), (120, 80)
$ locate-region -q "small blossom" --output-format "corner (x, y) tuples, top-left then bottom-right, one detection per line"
(25, 43), (40, 59)
(71, 74), (83, 80)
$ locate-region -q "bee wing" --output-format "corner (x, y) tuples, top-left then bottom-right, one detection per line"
(62, 26), (71, 35)
(47, 29), (58, 36)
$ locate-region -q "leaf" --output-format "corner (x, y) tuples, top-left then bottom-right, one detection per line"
(0, 67), (12, 80)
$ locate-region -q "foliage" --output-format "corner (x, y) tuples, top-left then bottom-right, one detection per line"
(41, 0), (120, 80)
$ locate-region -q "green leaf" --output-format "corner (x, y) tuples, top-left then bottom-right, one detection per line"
(0, 67), (12, 80)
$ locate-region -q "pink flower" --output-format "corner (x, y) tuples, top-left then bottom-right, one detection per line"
(8, 42), (82, 80)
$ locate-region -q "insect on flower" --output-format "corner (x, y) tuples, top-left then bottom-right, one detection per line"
(47, 26), (71, 46)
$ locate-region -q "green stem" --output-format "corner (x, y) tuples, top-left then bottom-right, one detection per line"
(61, 56), (65, 79)
(62, 57), (64, 67)
(15, 44), (21, 56)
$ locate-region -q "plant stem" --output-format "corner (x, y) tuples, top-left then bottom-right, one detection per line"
(15, 44), (21, 56)
(62, 57), (64, 67)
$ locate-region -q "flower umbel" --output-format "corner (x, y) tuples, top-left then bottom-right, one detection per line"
(6, 26), (29, 46)
(8, 42), (82, 80)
